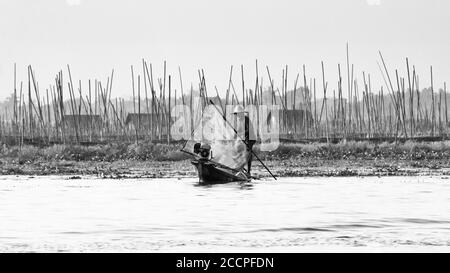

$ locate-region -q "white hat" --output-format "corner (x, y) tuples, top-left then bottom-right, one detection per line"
(232, 105), (248, 115)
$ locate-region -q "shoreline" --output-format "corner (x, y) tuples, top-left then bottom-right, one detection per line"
(1, 158), (450, 179)
(2, 141), (450, 178)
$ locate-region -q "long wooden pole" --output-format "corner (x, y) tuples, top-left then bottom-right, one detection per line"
(131, 65), (138, 142)
(209, 100), (277, 180)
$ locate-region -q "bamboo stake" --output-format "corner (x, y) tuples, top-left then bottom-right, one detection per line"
(293, 73), (299, 135)
(346, 44), (352, 136)
(143, 60), (150, 132)
(406, 58), (414, 136)
(320, 61), (329, 142)
(168, 75), (171, 144)
(445, 82), (448, 127)
(431, 66), (435, 136)
(13, 64), (17, 142)
(131, 65), (138, 143)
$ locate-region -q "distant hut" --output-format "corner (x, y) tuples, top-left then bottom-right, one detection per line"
(63, 114), (101, 131)
(284, 109), (313, 131)
(125, 113), (172, 131)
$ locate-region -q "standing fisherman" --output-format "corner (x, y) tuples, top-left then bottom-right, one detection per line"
(233, 105), (256, 175)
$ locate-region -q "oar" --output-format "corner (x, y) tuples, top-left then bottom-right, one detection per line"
(209, 100), (277, 180)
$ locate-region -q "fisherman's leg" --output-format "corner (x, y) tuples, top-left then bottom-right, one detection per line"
(246, 141), (255, 176)
(247, 153), (252, 175)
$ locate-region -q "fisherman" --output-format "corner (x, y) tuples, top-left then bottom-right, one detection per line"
(232, 105), (256, 175)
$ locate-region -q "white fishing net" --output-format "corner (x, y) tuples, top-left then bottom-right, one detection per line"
(182, 104), (249, 170)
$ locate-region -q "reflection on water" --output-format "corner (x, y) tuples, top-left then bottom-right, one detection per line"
(195, 181), (254, 190)
(0, 175), (450, 252)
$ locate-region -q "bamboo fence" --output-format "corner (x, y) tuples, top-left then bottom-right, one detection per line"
(1, 53), (449, 146)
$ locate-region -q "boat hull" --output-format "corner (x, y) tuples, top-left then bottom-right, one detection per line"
(191, 159), (249, 184)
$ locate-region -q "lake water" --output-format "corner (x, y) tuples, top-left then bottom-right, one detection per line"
(1, 175), (450, 252)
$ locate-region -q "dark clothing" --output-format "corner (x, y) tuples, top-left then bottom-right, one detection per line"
(247, 140), (255, 175)
(243, 116), (256, 175)
(244, 116), (255, 142)
(234, 114), (256, 175)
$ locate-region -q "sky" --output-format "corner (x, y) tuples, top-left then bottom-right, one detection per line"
(0, 0), (449, 101)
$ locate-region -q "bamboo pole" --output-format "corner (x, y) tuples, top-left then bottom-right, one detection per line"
(445, 82), (448, 127)
(313, 79), (317, 137)
(346, 44), (352, 136)
(293, 73), (299, 135)
(131, 65), (138, 143)
(13, 63), (18, 143)
(431, 66), (435, 136)
(439, 87), (442, 135)
(143, 61), (150, 133)
(320, 61), (329, 142)
(28, 67), (34, 140)
(19, 82), (23, 146)
(138, 75), (142, 137)
(168, 75), (171, 144)
(406, 58), (414, 136)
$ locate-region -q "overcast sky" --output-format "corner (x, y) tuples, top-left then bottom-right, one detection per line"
(0, 0), (449, 101)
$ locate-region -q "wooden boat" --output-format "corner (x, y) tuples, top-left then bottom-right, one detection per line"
(191, 158), (250, 184)
(181, 101), (275, 184)
(180, 104), (255, 184)
(182, 142), (250, 184)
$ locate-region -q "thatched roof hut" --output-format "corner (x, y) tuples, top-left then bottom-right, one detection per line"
(125, 113), (167, 129)
(63, 114), (101, 129)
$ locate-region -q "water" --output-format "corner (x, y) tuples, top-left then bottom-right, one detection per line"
(1, 175), (450, 252)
